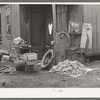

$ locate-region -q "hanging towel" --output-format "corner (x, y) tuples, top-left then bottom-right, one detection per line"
(80, 23), (92, 49)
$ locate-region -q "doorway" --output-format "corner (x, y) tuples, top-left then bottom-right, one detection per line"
(31, 12), (46, 59)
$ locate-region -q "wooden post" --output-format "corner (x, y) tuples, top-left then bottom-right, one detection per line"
(52, 4), (56, 39)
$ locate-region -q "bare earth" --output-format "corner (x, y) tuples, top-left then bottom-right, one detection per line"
(0, 61), (100, 88)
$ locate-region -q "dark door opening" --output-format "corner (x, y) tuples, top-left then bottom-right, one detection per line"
(31, 12), (46, 59)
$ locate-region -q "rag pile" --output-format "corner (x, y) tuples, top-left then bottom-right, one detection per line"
(49, 59), (93, 77)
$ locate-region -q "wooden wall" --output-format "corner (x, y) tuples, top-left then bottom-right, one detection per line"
(56, 5), (67, 32)
(1, 4), (20, 52)
(67, 5), (100, 55)
(20, 5), (31, 44)
(45, 6), (53, 46)
(11, 5), (20, 39)
(67, 5), (83, 32)
(20, 5), (53, 46)
(83, 5), (100, 55)
(56, 5), (83, 33)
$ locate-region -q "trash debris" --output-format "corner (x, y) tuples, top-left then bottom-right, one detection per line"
(0, 49), (9, 55)
(0, 64), (16, 74)
(1, 54), (17, 63)
(12, 37), (31, 60)
(1, 55), (10, 62)
(2, 67), (16, 74)
(9, 54), (17, 62)
(49, 59), (93, 77)
(13, 37), (25, 46)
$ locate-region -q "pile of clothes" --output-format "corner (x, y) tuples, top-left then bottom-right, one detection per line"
(49, 59), (93, 77)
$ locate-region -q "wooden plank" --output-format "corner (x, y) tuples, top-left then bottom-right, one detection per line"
(62, 12), (66, 31)
(52, 4), (56, 39)
(11, 5), (20, 39)
(1, 5), (12, 51)
(1, 4), (20, 52)
(20, 5), (26, 40)
(57, 5), (60, 14)
(91, 5), (97, 54)
(0, 7), (1, 13)
(15, 4), (20, 37)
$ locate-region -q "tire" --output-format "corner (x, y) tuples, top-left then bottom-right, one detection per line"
(41, 49), (54, 69)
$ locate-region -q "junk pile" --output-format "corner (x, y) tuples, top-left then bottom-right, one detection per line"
(12, 37), (40, 73)
(0, 37), (40, 74)
(49, 59), (93, 77)
(12, 37), (31, 59)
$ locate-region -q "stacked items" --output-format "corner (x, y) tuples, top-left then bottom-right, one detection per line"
(12, 37), (31, 58)
(49, 59), (92, 77)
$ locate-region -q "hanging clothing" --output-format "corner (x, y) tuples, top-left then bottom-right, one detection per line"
(80, 23), (92, 49)
(48, 23), (53, 35)
(68, 21), (80, 34)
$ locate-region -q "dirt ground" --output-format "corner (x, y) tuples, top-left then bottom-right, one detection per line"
(0, 61), (100, 88)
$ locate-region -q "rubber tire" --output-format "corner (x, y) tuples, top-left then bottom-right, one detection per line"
(41, 49), (54, 69)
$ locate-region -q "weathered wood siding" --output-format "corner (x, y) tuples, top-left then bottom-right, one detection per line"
(19, 5), (53, 58)
(67, 5), (83, 32)
(20, 5), (53, 45)
(56, 5), (67, 32)
(45, 6), (53, 46)
(11, 5), (20, 38)
(20, 5), (31, 44)
(1, 4), (20, 52)
(83, 5), (100, 54)
(1, 5), (11, 51)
